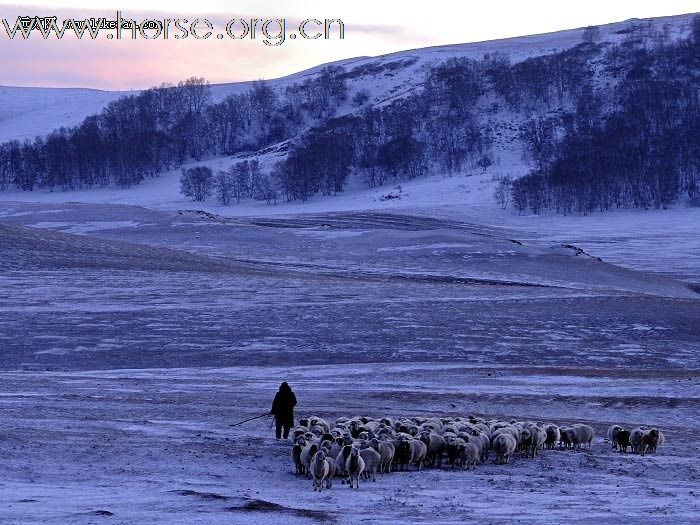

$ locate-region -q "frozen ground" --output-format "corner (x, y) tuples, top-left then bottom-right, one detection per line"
(0, 200), (699, 523)
(0, 364), (698, 524)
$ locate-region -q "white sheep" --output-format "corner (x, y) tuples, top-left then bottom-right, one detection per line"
(607, 425), (624, 450)
(310, 451), (330, 492)
(476, 431), (491, 463)
(346, 447), (366, 489)
(359, 447), (382, 481)
(370, 438), (395, 474)
(410, 439), (428, 470)
(324, 453), (336, 489)
(419, 432), (446, 467)
(629, 428), (645, 454)
(459, 442), (480, 470)
(567, 424), (594, 450)
(530, 426), (547, 456)
(300, 443), (320, 477)
(493, 433), (517, 464)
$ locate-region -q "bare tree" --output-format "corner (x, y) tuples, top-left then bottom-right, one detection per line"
(214, 170), (235, 205)
(180, 166), (214, 202)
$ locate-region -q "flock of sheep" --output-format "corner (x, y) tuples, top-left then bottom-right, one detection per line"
(607, 424), (665, 455)
(288, 416), (665, 491)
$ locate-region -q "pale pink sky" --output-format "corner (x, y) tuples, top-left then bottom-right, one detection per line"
(1, 0), (699, 90)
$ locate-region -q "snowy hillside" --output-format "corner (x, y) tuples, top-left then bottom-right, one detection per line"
(1, 11), (699, 284)
(0, 86), (127, 143)
(1, 12), (695, 144)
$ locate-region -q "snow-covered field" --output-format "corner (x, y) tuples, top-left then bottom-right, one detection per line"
(0, 201), (699, 523)
(0, 363), (698, 524)
(3, 162), (699, 287)
(2, 12), (700, 524)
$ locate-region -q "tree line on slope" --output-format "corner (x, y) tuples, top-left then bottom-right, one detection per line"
(0, 66), (349, 192)
(1, 17), (699, 214)
(509, 16), (700, 214)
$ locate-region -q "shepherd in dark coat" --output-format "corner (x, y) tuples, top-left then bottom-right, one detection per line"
(270, 382), (297, 439)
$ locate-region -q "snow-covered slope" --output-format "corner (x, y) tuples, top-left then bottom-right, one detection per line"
(1, 13), (696, 144)
(0, 86), (127, 143)
(2, 12), (699, 287)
